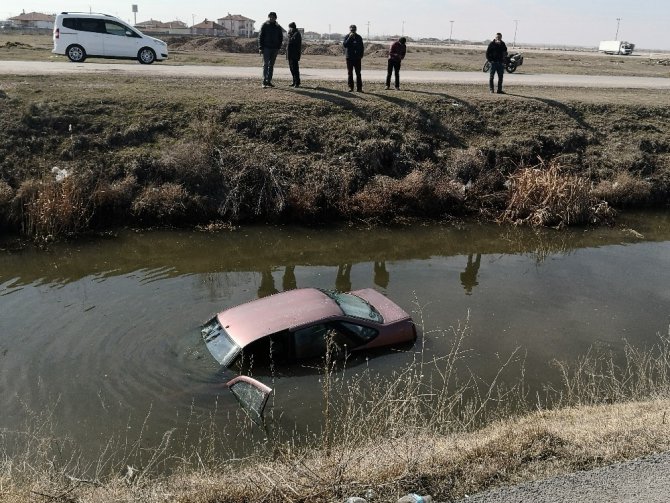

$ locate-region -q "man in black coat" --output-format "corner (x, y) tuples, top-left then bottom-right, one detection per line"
(258, 12), (284, 88)
(486, 32), (507, 94)
(286, 22), (302, 87)
(343, 24), (365, 92)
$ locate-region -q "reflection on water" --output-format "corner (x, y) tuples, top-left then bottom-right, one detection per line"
(1, 212), (669, 465)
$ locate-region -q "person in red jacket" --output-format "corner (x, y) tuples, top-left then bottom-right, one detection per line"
(385, 37), (407, 90)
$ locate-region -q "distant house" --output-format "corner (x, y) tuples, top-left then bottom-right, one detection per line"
(303, 31), (321, 41)
(191, 19), (226, 37)
(135, 19), (188, 34)
(9, 11), (55, 29)
(216, 13), (255, 38)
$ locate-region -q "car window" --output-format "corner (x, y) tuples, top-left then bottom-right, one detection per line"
(201, 317), (241, 367)
(77, 18), (106, 33)
(226, 376), (272, 423)
(320, 289), (384, 323)
(333, 321), (378, 343)
(104, 21), (129, 37)
(292, 323), (363, 360)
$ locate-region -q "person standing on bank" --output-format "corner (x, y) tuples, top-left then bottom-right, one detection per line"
(343, 24), (365, 92)
(258, 11), (284, 88)
(385, 36), (407, 90)
(286, 22), (302, 87)
(486, 32), (507, 94)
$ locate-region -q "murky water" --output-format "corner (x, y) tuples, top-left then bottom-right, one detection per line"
(1, 213), (669, 464)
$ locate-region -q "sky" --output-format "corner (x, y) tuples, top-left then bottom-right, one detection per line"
(4, 0), (670, 50)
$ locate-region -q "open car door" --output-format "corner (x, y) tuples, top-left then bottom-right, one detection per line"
(226, 376), (273, 424)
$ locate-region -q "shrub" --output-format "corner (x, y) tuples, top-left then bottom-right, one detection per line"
(501, 162), (613, 227)
(591, 171), (653, 207)
(131, 183), (197, 223)
(14, 174), (92, 241)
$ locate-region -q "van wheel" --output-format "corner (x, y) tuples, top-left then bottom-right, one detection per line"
(66, 45), (86, 63)
(138, 47), (156, 64)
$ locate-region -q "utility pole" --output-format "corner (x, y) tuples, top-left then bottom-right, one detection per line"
(328, 24), (331, 41)
(513, 19), (518, 48)
(402, 20), (405, 37)
(366, 21), (370, 42)
(615, 17), (621, 40)
(449, 20), (454, 44)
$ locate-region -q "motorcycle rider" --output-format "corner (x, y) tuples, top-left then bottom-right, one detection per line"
(486, 32), (507, 94)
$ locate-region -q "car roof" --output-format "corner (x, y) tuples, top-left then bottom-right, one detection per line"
(217, 288), (343, 347)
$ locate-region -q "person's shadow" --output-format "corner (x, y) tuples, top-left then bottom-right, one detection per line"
(374, 261), (389, 289)
(460, 254), (481, 295)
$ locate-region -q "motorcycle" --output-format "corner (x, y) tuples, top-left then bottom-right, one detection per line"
(483, 52), (524, 73)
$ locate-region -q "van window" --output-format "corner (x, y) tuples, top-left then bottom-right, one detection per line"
(104, 21), (137, 37)
(63, 18), (105, 33)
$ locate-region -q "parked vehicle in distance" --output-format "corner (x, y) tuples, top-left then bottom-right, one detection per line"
(598, 40), (635, 55)
(483, 52), (524, 73)
(201, 287), (417, 421)
(52, 12), (168, 64)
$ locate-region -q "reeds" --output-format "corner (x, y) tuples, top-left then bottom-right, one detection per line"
(501, 161), (614, 228)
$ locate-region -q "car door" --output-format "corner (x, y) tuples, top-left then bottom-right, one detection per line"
(75, 18), (105, 57)
(226, 375), (273, 424)
(101, 20), (141, 58)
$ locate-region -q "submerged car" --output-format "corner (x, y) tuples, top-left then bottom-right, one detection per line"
(202, 287), (416, 420)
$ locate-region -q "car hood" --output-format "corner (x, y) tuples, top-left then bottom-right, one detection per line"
(350, 288), (410, 324)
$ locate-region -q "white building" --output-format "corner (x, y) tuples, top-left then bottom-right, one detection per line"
(217, 14), (255, 38)
(9, 11), (55, 29)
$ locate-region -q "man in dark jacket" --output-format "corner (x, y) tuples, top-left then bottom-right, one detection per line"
(258, 12), (284, 88)
(286, 22), (302, 87)
(486, 32), (507, 94)
(385, 37), (407, 90)
(343, 24), (365, 92)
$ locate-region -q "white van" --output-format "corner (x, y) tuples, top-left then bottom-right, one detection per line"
(52, 12), (168, 64)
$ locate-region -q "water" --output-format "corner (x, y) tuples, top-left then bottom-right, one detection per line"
(1, 213), (669, 465)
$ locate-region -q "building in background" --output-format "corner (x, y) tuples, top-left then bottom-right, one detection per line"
(191, 19), (226, 37)
(8, 11), (55, 29)
(216, 14), (255, 37)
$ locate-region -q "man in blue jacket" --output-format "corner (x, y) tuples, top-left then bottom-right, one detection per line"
(343, 24), (365, 92)
(486, 32), (507, 94)
(258, 12), (284, 88)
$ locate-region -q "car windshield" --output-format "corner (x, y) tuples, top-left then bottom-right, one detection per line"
(320, 289), (383, 323)
(201, 317), (241, 367)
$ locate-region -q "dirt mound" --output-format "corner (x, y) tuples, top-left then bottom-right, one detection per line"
(302, 43), (343, 56)
(167, 36), (259, 53)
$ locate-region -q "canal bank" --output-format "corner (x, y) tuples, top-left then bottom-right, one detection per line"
(1, 75), (669, 242)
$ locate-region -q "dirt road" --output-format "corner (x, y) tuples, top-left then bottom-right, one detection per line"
(1, 60), (669, 89)
(457, 451), (670, 503)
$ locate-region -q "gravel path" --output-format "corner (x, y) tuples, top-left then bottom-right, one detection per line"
(456, 451), (670, 503)
(1, 61), (670, 89)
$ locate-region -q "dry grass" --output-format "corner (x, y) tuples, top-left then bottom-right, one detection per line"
(592, 171), (654, 207)
(501, 161), (614, 228)
(14, 174), (92, 242)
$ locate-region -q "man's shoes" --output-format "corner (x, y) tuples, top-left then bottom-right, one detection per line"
(263, 84), (269, 89)
(385, 85), (390, 90)
(349, 87), (354, 92)
(395, 86), (400, 90)
(497, 90), (505, 94)
(289, 83), (295, 87)
(489, 88), (494, 93)
(267, 82), (275, 88)
(357, 89), (364, 93)
(294, 83), (300, 88)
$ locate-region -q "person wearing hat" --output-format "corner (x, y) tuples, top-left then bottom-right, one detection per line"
(258, 11), (284, 88)
(286, 22), (302, 87)
(385, 37), (407, 90)
(343, 24), (365, 92)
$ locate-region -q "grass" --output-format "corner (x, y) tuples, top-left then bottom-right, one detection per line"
(1, 75), (669, 241)
(2, 315), (670, 502)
